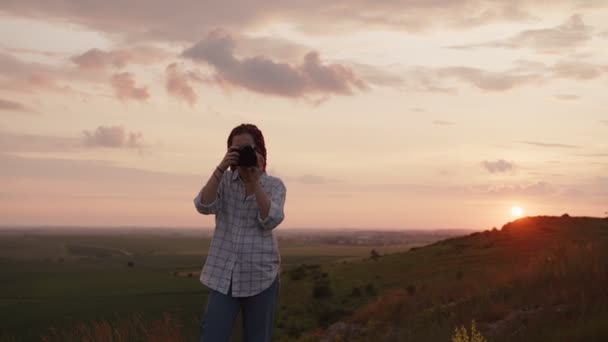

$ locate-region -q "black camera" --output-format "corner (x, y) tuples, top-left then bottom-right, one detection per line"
(238, 145), (258, 167)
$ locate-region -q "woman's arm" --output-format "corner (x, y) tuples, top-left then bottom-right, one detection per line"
(253, 178), (286, 230)
(194, 147), (239, 214)
(194, 167), (224, 215)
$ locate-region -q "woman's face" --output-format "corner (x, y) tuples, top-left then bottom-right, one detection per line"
(230, 133), (255, 149)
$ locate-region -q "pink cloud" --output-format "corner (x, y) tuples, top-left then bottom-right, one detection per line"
(437, 66), (543, 91)
(0, 53), (97, 95)
(0, 130), (80, 153)
(2, 1), (599, 41)
(71, 47), (169, 70)
(481, 159), (516, 174)
(165, 63), (197, 105)
(182, 30), (367, 99)
(82, 125), (144, 149)
(0, 98), (37, 114)
(110, 72), (149, 102)
(469, 182), (557, 197)
(447, 15), (592, 53)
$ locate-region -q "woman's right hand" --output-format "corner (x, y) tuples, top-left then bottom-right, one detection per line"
(218, 146), (240, 172)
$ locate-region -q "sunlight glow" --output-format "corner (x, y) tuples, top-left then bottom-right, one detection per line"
(511, 206), (523, 217)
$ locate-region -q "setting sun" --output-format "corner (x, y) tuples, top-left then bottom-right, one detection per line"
(511, 206), (523, 217)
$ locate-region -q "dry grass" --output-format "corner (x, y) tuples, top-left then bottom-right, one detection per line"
(40, 313), (186, 342)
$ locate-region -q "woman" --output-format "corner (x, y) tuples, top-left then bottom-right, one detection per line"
(194, 123), (287, 342)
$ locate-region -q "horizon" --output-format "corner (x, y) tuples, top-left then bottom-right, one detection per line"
(1, 1), (607, 229)
(2, 214), (603, 233)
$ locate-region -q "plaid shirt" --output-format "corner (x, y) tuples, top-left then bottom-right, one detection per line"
(194, 169), (286, 297)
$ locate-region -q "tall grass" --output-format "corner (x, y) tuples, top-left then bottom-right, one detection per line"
(40, 313), (188, 342)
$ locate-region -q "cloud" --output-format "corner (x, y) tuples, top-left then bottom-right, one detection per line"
(469, 181), (557, 197)
(82, 125), (144, 149)
(182, 30), (367, 99)
(400, 68), (457, 93)
(437, 66), (543, 91)
(0, 1), (577, 42)
(0, 131), (81, 153)
(0, 129), (145, 154)
(236, 36), (311, 62)
(345, 62), (404, 87)
(0, 98), (37, 114)
(433, 120), (455, 126)
(165, 63), (197, 105)
(110, 72), (149, 102)
(0, 53), (98, 95)
(71, 47), (170, 70)
(482, 159), (516, 174)
(518, 141), (581, 149)
(400, 58), (607, 94)
(553, 94), (580, 100)
(1, 46), (63, 58)
(551, 61), (606, 80)
(447, 15), (592, 53)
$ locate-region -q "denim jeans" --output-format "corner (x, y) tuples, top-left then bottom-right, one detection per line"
(200, 275), (279, 342)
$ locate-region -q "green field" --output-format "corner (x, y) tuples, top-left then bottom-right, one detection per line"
(1, 217), (606, 341)
(0, 228), (438, 341)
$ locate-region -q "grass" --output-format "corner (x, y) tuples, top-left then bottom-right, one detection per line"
(2, 216), (607, 341)
(0, 231), (411, 341)
(291, 216), (608, 341)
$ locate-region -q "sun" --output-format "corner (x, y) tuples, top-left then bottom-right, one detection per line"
(511, 206), (523, 217)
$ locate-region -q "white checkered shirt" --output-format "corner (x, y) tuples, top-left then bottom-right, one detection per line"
(194, 169), (286, 297)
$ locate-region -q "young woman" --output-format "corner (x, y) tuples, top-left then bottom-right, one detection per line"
(194, 123), (287, 342)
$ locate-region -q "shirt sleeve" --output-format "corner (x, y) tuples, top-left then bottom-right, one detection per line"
(257, 178), (286, 230)
(194, 174), (224, 215)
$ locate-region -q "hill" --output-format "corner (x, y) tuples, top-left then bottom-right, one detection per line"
(3, 217), (605, 341)
(275, 215), (608, 341)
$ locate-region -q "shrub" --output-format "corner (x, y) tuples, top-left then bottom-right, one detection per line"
(452, 320), (486, 342)
(312, 284), (333, 298)
(406, 284), (416, 296)
(370, 249), (381, 260)
(365, 283), (377, 296)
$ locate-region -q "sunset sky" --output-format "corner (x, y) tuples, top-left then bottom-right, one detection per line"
(1, 1), (607, 230)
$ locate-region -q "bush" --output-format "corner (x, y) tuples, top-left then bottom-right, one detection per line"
(406, 284), (416, 296)
(370, 249), (381, 260)
(289, 264), (321, 281)
(312, 284), (333, 298)
(452, 320), (486, 342)
(365, 283), (377, 296)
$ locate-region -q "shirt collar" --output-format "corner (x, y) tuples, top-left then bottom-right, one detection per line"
(231, 169), (268, 183)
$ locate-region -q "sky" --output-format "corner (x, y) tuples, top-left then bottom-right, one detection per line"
(0, 1), (607, 230)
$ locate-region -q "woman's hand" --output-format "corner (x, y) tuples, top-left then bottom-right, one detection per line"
(218, 146), (240, 172)
(239, 153), (265, 185)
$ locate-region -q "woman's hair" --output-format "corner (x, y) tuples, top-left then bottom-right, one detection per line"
(227, 123), (267, 171)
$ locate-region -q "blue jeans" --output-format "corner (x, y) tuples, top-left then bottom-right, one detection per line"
(200, 275), (279, 342)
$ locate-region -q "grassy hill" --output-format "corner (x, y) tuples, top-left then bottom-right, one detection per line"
(1, 216), (606, 341)
(278, 215), (608, 341)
